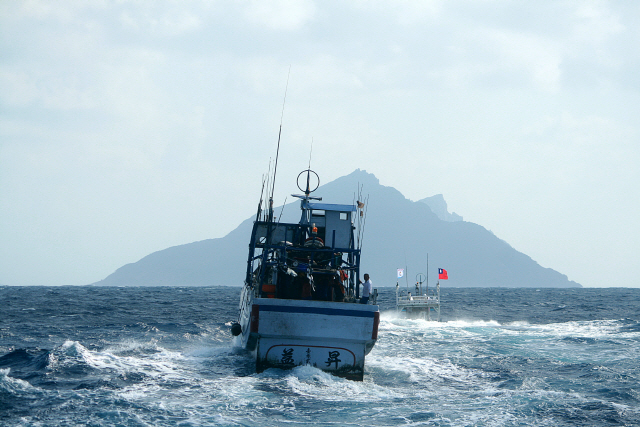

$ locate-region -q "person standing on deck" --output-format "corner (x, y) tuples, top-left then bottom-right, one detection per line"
(359, 274), (372, 304)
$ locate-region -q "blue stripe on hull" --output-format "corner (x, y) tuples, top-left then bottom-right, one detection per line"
(259, 305), (376, 318)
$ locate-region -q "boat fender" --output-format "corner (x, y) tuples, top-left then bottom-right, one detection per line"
(230, 322), (242, 336)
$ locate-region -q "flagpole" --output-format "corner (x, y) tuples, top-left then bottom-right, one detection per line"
(437, 279), (441, 321)
(396, 280), (399, 313)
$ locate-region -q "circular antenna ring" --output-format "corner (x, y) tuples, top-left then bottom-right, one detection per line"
(297, 169), (320, 195)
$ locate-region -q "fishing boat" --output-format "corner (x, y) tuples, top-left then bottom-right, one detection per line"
(395, 281), (441, 320)
(231, 168), (379, 381)
(395, 267), (441, 320)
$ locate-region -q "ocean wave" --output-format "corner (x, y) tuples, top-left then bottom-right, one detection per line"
(2, 286), (639, 426)
(0, 367), (35, 393)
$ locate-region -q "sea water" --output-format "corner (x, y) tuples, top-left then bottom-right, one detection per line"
(1, 286), (639, 426)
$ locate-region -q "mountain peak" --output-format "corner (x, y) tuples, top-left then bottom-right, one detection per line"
(94, 170), (580, 288)
(418, 194), (463, 222)
(338, 169), (380, 186)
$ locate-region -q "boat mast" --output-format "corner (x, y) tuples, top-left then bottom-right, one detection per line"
(426, 253), (429, 295)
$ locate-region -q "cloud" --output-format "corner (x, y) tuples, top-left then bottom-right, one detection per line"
(243, 0), (316, 31)
(572, 1), (624, 45)
(119, 7), (202, 35)
(1, 0), (639, 287)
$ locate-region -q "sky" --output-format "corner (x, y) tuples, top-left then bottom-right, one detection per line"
(1, 1), (638, 288)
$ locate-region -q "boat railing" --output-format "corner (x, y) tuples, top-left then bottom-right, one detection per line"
(370, 288), (378, 305)
(396, 294), (439, 305)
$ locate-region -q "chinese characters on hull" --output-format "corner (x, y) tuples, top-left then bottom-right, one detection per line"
(325, 351), (341, 369)
(278, 347), (343, 369)
(280, 348), (295, 366)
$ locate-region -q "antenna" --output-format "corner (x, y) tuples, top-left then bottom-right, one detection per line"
(270, 66), (291, 202)
(304, 139), (314, 196)
(404, 251), (409, 292)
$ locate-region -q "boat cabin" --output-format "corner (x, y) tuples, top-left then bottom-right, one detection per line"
(247, 201), (360, 302)
(305, 202), (356, 248)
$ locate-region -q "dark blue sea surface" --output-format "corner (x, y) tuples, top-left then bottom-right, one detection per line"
(1, 286), (639, 426)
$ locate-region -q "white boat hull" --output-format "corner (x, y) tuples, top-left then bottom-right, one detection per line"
(239, 290), (379, 380)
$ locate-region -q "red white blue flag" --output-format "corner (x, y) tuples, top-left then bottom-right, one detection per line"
(438, 268), (448, 280)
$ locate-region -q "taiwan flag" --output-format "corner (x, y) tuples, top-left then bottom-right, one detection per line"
(438, 268), (448, 280)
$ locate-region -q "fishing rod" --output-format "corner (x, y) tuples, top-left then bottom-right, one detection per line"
(263, 159), (273, 221)
(255, 173), (267, 222)
(277, 197), (288, 223)
(358, 194), (369, 251)
(356, 184), (368, 250)
(355, 184), (362, 249)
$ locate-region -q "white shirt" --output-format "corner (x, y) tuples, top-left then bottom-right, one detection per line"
(362, 279), (372, 297)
